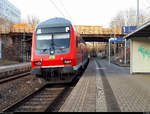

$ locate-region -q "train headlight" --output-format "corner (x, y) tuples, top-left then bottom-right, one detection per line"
(34, 61), (42, 65)
(63, 60), (72, 64)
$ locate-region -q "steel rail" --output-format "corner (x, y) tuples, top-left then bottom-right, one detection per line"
(0, 72), (31, 84)
(2, 84), (47, 112)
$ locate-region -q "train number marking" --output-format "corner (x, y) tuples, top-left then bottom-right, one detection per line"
(66, 27), (70, 32)
(49, 55), (55, 60)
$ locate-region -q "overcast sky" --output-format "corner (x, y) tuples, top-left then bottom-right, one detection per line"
(10, 0), (150, 27)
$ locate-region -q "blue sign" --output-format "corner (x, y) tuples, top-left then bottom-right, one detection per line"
(122, 26), (137, 33)
(0, 41), (1, 59)
(109, 38), (125, 43)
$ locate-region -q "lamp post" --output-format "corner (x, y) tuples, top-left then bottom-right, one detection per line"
(112, 20), (118, 63)
(108, 20), (119, 64)
(113, 24), (116, 62)
(109, 38), (111, 64)
(137, 0), (140, 27)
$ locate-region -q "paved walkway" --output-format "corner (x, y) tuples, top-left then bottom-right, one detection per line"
(59, 58), (150, 112)
(100, 59), (150, 112)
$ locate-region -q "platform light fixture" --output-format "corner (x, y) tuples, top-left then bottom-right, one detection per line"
(111, 20), (120, 64)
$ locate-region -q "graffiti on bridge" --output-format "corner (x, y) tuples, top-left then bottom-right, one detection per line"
(138, 46), (150, 59)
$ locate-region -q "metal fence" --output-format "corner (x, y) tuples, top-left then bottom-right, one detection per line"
(0, 24), (125, 35)
(0, 24), (37, 34)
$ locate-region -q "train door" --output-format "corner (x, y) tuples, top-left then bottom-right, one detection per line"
(76, 35), (82, 66)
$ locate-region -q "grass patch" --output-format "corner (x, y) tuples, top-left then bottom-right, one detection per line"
(0, 59), (19, 66)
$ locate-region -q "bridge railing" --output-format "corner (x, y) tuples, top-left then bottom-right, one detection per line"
(0, 28), (35, 34)
(0, 24), (124, 35)
(0, 24), (36, 34)
(75, 25), (123, 35)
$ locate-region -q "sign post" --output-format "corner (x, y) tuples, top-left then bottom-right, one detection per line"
(0, 41), (2, 59)
(108, 38), (125, 65)
(124, 39), (127, 64)
(109, 39), (111, 64)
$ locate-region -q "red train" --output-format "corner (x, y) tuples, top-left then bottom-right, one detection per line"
(31, 17), (88, 83)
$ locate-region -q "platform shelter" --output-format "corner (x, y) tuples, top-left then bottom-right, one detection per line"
(125, 21), (150, 74)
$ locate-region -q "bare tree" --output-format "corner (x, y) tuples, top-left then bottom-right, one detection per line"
(139, 10), (149, 25)
(23, 15), (40, 26)
(0, 18), (13, 32)
(109, 8), (150, 28)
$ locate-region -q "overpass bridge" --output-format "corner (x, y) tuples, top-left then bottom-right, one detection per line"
(0, 24), (126, 42)
(0, 24), (125, 61)
(75, 25), (125, 42)
(81, 34), (125, 42)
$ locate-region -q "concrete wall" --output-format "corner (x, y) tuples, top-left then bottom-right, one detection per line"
(1, 35), (22, 61)
(130, 37), (150, 74)
(0, 34), (31, 62)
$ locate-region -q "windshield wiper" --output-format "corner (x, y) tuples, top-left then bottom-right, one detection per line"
(42, 49), (49, 52)
(55, 47), (66, 52)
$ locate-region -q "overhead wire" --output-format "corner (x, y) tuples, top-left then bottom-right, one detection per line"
(49, 0), (66, 18)
(58, 0), (72, 20)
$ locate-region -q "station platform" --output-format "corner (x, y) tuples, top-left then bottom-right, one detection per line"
(0, 63), (31, 71)
(59, 58), (150, 112)
(0, 62), (31, 79)
(59, 58), (107, 112)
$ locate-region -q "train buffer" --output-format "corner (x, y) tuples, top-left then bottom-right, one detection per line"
(59, 58), (150, 112)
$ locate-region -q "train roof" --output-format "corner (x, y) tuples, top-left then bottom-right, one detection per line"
(37, 17), (72, 28)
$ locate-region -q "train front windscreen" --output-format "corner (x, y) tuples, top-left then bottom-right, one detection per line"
(35, 27), (71, 55)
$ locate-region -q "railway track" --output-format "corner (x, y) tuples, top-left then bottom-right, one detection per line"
(2, 61), (88, 112)
(2, 83), (75, 112)
(0, 72), (31, 84)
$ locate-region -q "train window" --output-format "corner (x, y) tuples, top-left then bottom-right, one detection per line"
(76, 38), (78, 48)
(53, 33), (69, 39)
(35, 26), (72, 55)
(37, 28), (42, 34)
(36, 27), (70, 34)
(76, 37), (81, 48)
(79, 39), (81, 43)
(37, 34), (52, 40)
(53, 33), (70, 49)
(80, 37), (84, 43)
(36, 33), (70, 48)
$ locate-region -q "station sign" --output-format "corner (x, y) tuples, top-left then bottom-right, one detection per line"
(0, 41), (1, 59)
(109, 38), (125, 43)
(122, 26), (137, 33)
